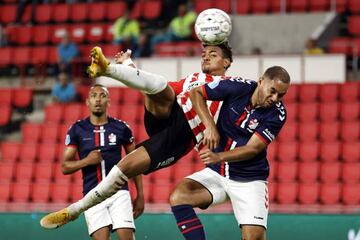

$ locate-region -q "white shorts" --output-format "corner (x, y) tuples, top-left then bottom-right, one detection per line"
(84, 190), (135, 236)
(186, 168), (269, 229)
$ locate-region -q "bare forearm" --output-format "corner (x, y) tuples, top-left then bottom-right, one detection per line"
(218, 145), (262, 163)
(62, 159), (89, 174)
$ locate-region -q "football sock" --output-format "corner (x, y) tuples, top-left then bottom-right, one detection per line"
(68, 166), (128, 218)
(171, 204), (206, 240)
(106, 64), (167, 95)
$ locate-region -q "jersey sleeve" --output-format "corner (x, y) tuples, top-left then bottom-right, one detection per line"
(203, 78), (252, 101)
(65, 124), (78, 147)
(119, 121), (134, 145)
(168, 78), (186, 96)
(255, 104), (287, 144)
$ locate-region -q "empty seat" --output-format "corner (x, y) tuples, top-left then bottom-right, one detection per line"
(319, 162), (341, 183)
(340, 102), (359, 122)
(319, 83), (339, 102)
(348, 16), (360, 36)
(13, 47), (31, 65)
(277, 141), (298, 162)
(328, 37), (351, 55)
(38, 143), (57, 162)
(106, 2), (127, 21)
(349, 0), (360, 13)
(151, 183), (172, 203)
(53, 4), (70, 23)
(276, 182), (298, 204)
(11, 181), (31, 203)
(0, 47), (12, 67)
(298, 141), (319, 162)
(70, 3), (88, 22)
(342, 183), (360, 205)
(289, 0), (308, 12)
(108, 87), (122, 104)
(319, 102), (339, 123)
(194, 0), (213, 13)
(0, 5), (17, 24)
(298, 84), (319, 103)
(35, 4), (52, 23)
(342, 142), (360, 162)
(251, 0), (270, 14)
(298, 103), (319, 123)
(143, 0), (162, 20)
(107, 105), (120, 119)
(51, 181), (71, 203)
(277, 122), (298, 142)
(121, 88), (142, 105)
(13, 88), (33, 109)
(45, 104), (64, 123)
(309, 0), (330, 11)
(298, 122), (318, 142)
(34, 162), (54, 183)
(277, 162), (298, 182)
(319, 122), (339, 142)
(21, 122), (42, 142)
(339, 82), (359, 102)
(319, 183), (340, 205)
(63, 103), (83, 124)
(1, 141), (20, 162)
(298, 182), (319, 204)
(120, 104), (140, 126)
(268, 181), (277, 203)
(0, 162), (15, 182)
(173, 164), (194, 182)
(319, 141), (341, 162)
(41, 123), (59, 143)
(0, 182), (11, 203)
(267, 141), (277, 162)
(19, 143), (38, 162)
(282, 84), (298, 103)
(298, 162), (319, 183)
(10, 26), (32, 46)
(0, 88), (12, 106)
(32, 25), (51, 45)
(0, 105), (12, 127)
(340, 121), (359, 142)
(152, 167), (173, 183)
(88, 2), (106, 22)
(214, 0), (232, 13)
(237, 0), (251, 14)
(341, 163), (360, 184)
(31, 182), (51, 203)
(14, 162), (34, 182)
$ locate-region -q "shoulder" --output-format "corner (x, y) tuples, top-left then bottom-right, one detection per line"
(109, 117), (132, 130)
(267, 101), (286, 122)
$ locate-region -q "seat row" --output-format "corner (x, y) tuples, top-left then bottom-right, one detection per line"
(328, 37), (360, 56)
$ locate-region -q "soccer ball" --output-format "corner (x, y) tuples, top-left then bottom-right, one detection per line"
(194, 8), (232, 45)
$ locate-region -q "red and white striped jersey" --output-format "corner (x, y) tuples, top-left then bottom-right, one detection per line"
(168, 73), (227, 150)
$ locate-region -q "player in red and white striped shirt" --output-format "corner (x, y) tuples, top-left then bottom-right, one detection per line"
(40, 43), (233, 230)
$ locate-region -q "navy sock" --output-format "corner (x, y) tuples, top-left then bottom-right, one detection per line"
(171, 204), (206, 240)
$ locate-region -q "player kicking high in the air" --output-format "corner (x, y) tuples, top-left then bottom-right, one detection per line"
(40, 43), (233, 229)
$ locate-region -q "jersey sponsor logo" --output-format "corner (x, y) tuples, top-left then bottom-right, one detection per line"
(248, 119), (259, 130)
(186, 81), (203, 92)
(108, 133), (117, 145)
(253, 216), (264, 220)
(276, 102), (286, 121)
(156, 157), (175, 168)
(93, 129), (106, 133)
(65, 134), (71, 145)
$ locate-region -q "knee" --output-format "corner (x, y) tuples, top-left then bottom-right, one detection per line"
(169, 188), (191, 207)
(241, 228), (265, 240)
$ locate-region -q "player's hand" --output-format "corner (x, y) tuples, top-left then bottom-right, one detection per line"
(86, 149), (102, 165)
(199, 148), (221, 165)
(132, 195), (145, 219)
(203, 126), (220, 150)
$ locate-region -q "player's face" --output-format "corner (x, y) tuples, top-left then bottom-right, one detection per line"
(86, 86), (110, 117)
(201, 46), (229, 76)
(257, 77), (289, 108)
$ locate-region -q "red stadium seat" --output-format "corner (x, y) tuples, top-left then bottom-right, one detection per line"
(88, 2), (106, 22)
(121, 88), (142, 105)
(21, 122), (42, 142)
(1, 141), (20, 162)
(348, 16), (360, 36)
(318, 102), (339, 123)
(276, 162), (298, 182)
(335, 0), (347, 13)
(342, 183), (360, 205)
(339, 102), (359, 122)
(194, 0), (213, 13)
(339, 82), (359, 102)
(319, 83), (339, 102)
(282, 84), (298, 103)
(0, 47), (12, 67)
(298, 103), (319, 123)
(34, 162), (54, 183)
(236, 0), (251, 14)
(70, 182), (83, 202)
(298, 182), (319, 204)
(13, 47), (31, 65)
(50, 25), (69, 45)
(13, 88), (33, 109)
(0, 182), (11, 203)
(63, 103), (83, 124)
(143, 0), (162, 20)
(328, 37), (351, 55)
(341, 141), (360, 162)
(277, 122), (298, 142)
(319, 122), (339, 142)
(51, 181), (71, 203)
(70, 3), (88, 23)
(0, 5), (17, 24)
(276, 182), (298, 204)
(277, 141), (298, 162)
(340, 121), (359, 142)
(298, 84), (319, 103)
(0, 88), (12, 105)
(18, 143), (38, 162)
(152, 167), (173, 183)
(298, 162), (319, 183)
(14, 162), (34, 182)
(87, 24), (106, 43)
(0, 162), (15, 182)
(267, 141), (277, 162)
(319, 162), (341, 183)
(108, 87), (123, 104)
(251, 0), (270, 14)
(349, 0), (360, 14)
(48, 46), (58, 65)
(53, 4), (70, 23)
(107, 105), (121, 119)
(151, 183), (172, 203)
(35, 4), (52, 23)
(268, 181), (277, 203)
(10, 26), (32, 46)
(214, 0), (232, 13)
(352, 38), (360, 57)
(319, 183), (340, 205)
(289, 0), (308, 12)
(41, 123), (59, 143)
(31, 182), (51, 203)
(309, 0), (330, 11)
(341, 163), (360, 184)
(0, 105), (12, 127)
(319, 141), (341, 162)
(69, 24), (87, 44)
(173, 164), (194, 182)
(136, 124), (149, 143)
(38, 143), (57, 163)
(130, 1), (142, 19)
(298, 141), (319, 162)
(106, 2), (127, 21)
(298, 122), (318, 142)
(11, 181), (31, 203)
(44, 104), (64, 123)
(270, 0), (284, 12)
(33, 25), (51, 45)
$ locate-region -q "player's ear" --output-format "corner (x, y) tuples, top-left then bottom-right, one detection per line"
(258, 76), (265, 85)
(223, 58), (230, 69)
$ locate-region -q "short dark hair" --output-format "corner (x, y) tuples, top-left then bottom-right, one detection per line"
(203, 41), (233, 69)
(90, 83), (109, 96)
(264, 66), (290, 84)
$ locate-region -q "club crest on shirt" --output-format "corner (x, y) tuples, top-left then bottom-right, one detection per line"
(108, 133), (117, 145)
(248, 119), (259, 130)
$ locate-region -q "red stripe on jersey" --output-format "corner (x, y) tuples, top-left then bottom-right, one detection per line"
(220, 138), (233, 176)
(205, 74), (213, 83)
(236, 110), (248, 126)
(209, 101), (219, 117)
(168, 78), (186, 96)
(255, 132), (270, 145)
(94, 126), (102, 183)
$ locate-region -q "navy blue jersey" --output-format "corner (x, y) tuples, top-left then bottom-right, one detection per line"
(65, 117), (134, 195)
(203, 77), (286, 181)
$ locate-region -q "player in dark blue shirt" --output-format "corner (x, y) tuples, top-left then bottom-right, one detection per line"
(61, 84), (144, 240)
(170, 66), (290, 240)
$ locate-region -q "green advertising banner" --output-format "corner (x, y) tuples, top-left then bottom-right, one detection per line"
(0, 213), (359, 240)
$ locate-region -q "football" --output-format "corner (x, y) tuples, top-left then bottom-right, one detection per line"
(194, 8), (232, 45)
